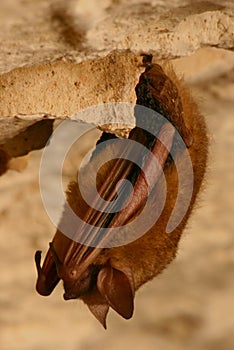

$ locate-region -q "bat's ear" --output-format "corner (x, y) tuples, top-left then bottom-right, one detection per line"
(81, 287), (109, 329)
(88, 304), (109, 329)
(97, 261), (135, 320)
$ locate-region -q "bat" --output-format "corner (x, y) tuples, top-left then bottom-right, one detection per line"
(35, 60), (208, 328)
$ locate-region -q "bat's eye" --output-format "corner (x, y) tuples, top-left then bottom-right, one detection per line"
(70, 269), (78, 279)
(61, 268), (78, 281)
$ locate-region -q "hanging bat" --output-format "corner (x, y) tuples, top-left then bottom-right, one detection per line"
(35, 61), (208, 328)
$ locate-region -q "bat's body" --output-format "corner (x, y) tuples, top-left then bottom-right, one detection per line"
(35, 63), (208, 328)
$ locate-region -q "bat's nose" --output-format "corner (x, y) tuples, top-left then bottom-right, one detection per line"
(63, 292), (77, 300)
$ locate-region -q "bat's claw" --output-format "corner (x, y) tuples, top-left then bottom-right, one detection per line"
(35, 250), (60, 296)
(35, 251), (50, 296)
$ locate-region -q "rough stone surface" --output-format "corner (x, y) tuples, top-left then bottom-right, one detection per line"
(0, 0), (234, 154)
(0, 1), (234, 350)
(0, 0), (233, 74)
(0, 52), (143, 151)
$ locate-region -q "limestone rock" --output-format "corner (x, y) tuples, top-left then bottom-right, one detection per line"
(0, 0), (234, 166)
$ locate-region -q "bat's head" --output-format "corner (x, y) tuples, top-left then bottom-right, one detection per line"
(50, 236), (135, 328)
(62, 266), (95, 300)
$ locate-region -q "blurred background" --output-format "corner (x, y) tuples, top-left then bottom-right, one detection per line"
(0, 1), (234, 349)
